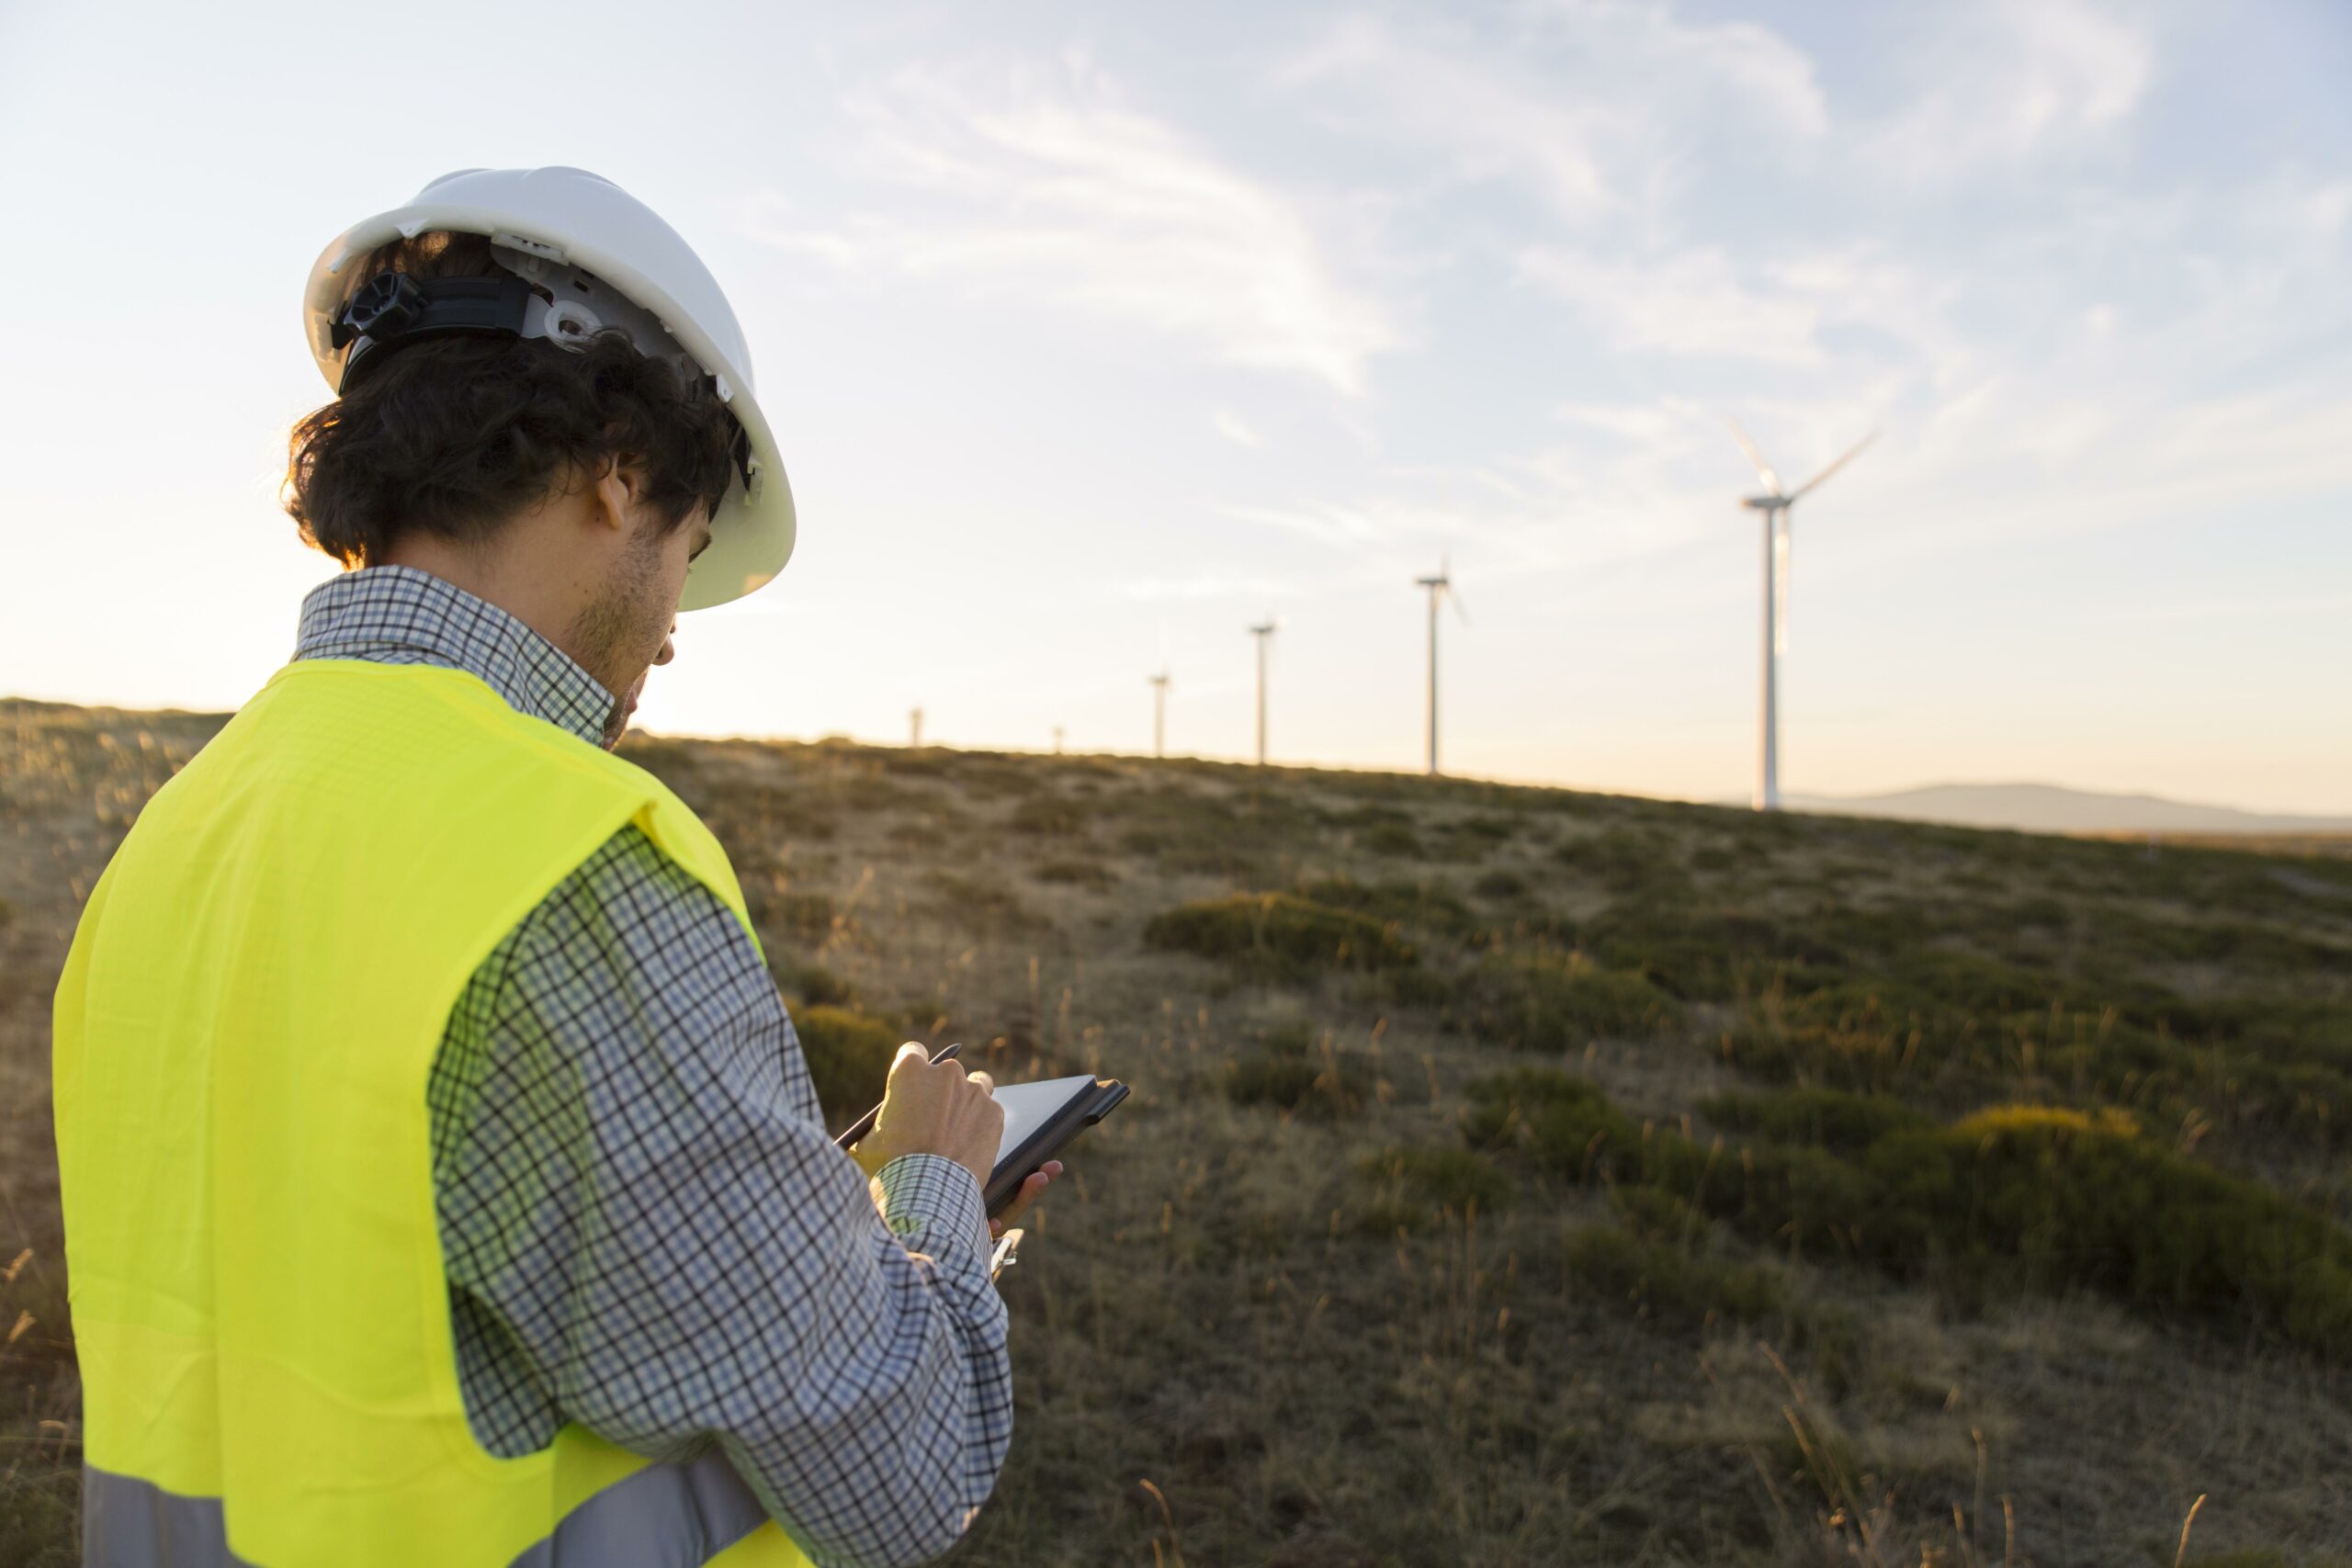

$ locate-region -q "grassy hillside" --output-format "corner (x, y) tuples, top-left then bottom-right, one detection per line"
(5, 696), (2352, 1565)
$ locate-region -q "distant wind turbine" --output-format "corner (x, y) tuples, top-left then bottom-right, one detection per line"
(1148, 667), (1170, 759)
(1414, 556), (1467, 775)
(1724, 418), (1874, 811)
(1248, 617), (1279, 765)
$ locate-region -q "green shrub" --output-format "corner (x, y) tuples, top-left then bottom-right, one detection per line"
(1610, 1184), (1699, 1241)
(1472, 869), (1529, 900)
(1363, 821), (1422, 857)
(1356, 1144), (1514, 1215)
(1009, 795), (1089, 836)
(1552, 828), (1666, 889)
(1545, 828), (1695, 903)
(1226, 1054), (1323, 1110)
(0, 1466), (76, 1568)
(1033, 858), (1118, 888)
(1859, 1106), (2352, 1355)
(1581, 905), (1845, 1000)
(1354, 1194), (1432, 1236)
(1145, 893), (1419, 979)
(1452, 951), (1680, 1050)
(1719, 972), (2352, 1154)
(794, 1006), (904, 1131)
(1466, 1076), (2352, 1360)
(1701, 1088), (1934, 1154)
(1362, 965), (1464, 1012)
(1224, 1022), (1372, 1118)
(1461, 1065), (1613, 1148)
(1563, 1224), (1781, 1328)
(1295, 875), (1476, 938)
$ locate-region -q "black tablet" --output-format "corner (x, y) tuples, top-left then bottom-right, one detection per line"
(983, 1073), (1128, 1217)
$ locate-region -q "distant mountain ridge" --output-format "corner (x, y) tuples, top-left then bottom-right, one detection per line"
(1774, 782), (2352, 835)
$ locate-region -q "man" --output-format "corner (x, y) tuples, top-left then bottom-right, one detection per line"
(51, 166), (1057, 1568)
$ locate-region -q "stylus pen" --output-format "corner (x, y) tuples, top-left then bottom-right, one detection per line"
(833, 1041), (962, 1151)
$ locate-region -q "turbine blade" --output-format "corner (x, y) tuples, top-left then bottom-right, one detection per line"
(1789, 431), (1876, 502)
(1448, 581), (1468, 626)
(1724, 414), (1782, 496)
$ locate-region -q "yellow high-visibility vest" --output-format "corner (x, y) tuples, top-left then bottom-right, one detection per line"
(53, 657), (818, 1567)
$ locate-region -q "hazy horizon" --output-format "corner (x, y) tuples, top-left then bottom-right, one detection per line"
(4, 1), (2347, 815)
(15, 684), (2344, 829)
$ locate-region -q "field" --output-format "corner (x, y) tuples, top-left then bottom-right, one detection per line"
(6, 695), (2352, 1566)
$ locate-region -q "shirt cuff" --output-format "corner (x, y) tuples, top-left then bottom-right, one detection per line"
(872, 1153), (992, 1261)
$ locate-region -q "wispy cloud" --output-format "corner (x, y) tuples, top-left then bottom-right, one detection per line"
(1864, 0), (2153, 179)
(1216, 501), (1391, 547)
(1513, 242), (1966, 375)
(1212, 409), (1265, 448)
(1276, 5), (1826, 230)
(1118, 572), (1296, 603)
(738, 54), (1399, 396)
(1514, 247), (1826, 367)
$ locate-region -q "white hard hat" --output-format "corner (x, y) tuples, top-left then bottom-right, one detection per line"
(301, 166), (793, 612)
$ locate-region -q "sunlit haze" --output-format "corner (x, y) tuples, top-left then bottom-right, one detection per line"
(3, 1), (2346, 814)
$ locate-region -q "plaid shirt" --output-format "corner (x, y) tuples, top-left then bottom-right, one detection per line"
(290, 564), (1011, 1568)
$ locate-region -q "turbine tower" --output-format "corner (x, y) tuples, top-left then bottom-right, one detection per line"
(1248, 618), (1278, 765)
(1414, 557), (1467, 775)
(1148, 667), (1170, 758)
(909, 705), (923, 749)
(1724, 419), (1874, 811)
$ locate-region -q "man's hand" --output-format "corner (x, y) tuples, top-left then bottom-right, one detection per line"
(988, 1160), (1062, 1241)
(848, 1052), (1065, 1240)
(851, 1043), (1003, 1190)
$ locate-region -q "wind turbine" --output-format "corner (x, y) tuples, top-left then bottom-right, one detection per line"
(1148, 667), (1170, 758)
(909, 705), (923, 749)
(1724, 419), (1874, 811)
(1248, 618), (1279, 765)
(1414, 556), (1467, 775)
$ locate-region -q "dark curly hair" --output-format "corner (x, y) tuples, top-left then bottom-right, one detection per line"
(283, 230), (742, 568)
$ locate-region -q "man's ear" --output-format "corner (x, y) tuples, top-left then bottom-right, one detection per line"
(589, 454), (652, 536)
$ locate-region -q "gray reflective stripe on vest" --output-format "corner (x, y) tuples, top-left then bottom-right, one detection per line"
(83, 1448), (775, 1567)
(82, 1468), (258, 1567)
(512, 1445), (773, 1567)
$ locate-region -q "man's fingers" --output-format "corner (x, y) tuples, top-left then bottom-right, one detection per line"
(969, 1070), (994, 1093)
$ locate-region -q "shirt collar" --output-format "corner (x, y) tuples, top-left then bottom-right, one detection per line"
(292, 564), (617, 747)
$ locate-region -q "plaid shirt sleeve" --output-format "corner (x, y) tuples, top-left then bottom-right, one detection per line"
(428, 823), (1012, 1568)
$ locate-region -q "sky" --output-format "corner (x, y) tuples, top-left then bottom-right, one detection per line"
(2, 0), (2347, 815)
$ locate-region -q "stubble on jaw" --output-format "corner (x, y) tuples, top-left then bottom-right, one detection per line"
(570, 525), (670, 751)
